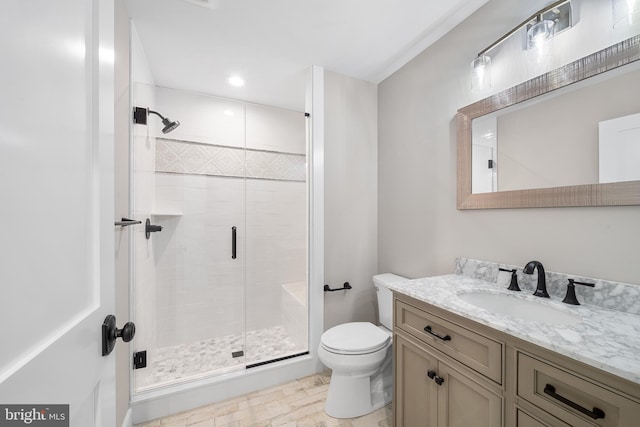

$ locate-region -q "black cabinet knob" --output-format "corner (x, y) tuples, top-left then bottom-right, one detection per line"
(427, 370), (436, 379)
(434, 376), (444, 386)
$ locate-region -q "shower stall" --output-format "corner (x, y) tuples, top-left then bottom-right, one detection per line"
(130, 83), (309, 393)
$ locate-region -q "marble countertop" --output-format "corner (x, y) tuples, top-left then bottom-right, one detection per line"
(385, 273), (640, 386)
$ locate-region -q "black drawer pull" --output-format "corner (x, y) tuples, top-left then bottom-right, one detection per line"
(424, 325), (451, 341)
(543, 384), (605, 420)
(427, 370), (436, 379)
(434, 375), (444, 386)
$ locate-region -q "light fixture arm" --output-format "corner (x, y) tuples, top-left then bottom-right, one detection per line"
(477, 0), (569, 57)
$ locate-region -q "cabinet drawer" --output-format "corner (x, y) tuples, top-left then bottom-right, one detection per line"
(395, 300), (502, 384)
(517, 410), (545, 427)
(517, 352), (640, 427)
(516, 409), (570, 427)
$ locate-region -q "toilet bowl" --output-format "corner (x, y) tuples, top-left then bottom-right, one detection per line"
(318, 322), (392, 418)
(318, 273), (407, 419)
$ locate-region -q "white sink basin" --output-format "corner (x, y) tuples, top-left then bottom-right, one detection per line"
(457, 292), (582, 325)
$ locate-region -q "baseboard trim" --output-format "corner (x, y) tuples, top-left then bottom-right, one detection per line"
(121, 408), (133, 427)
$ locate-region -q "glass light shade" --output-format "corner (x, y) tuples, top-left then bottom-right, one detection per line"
(613, 0), (640, 28)
(471, 55), (491, 92)
(527, 20), (555, 50)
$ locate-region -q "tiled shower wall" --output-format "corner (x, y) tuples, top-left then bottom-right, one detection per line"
(132, 84), (307, 382)
(151, 174), (307, 348)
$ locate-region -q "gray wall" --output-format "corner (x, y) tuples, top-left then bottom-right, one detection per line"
(378, 0), (640, 285)
(324, 71), (379, 330)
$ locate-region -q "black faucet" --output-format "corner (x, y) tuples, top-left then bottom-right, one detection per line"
(562, 279), (595, 305)
(523, 260), (550, 298)
(499, 268), (521, 291)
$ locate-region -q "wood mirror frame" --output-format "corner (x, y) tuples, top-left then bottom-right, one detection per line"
(457, 35), (640, 209)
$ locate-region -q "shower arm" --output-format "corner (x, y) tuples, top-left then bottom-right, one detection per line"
(148, 109), (167, 121)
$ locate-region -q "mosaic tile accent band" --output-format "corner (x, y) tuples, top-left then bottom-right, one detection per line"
(156, 138), (306, 182)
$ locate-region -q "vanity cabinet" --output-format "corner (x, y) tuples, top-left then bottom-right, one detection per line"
(394, 297), (504, 427)
(395, 300), (503, 384)
(393, 293), (640, 427)
(516, 352), (640, 427)
(515, 409), (570, 427)
(394, 334), (438, 426)
(395, 334), (503, 427)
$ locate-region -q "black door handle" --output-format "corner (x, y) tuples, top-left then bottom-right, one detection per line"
(543, 384), (605, 420)
(424, 325), (451, 341)
(102, 315), (136, 356)
(231, 226), (237, 259)
(145, 218), (163, 239)
(115, 218), (142, 227)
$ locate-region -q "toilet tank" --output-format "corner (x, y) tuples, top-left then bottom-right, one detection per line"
(373, 273), (409, 330)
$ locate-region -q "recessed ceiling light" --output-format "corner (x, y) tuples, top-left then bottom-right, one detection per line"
(180, 0), (220, 10)
(228, 75), (245, 87)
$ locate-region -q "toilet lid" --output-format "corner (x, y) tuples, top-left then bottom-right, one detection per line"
(321, 322), (390, 354)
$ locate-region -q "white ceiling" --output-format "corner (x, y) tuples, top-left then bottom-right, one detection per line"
(124, 0), (488, 110)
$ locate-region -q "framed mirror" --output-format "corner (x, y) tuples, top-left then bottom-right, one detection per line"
(457, 35), (640, 209)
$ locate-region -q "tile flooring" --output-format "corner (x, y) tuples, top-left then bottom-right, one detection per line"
(134, 372), (392, 427)
(135, 326), (303, 391)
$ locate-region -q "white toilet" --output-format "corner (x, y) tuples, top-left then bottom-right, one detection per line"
(318, 273), (406, 419)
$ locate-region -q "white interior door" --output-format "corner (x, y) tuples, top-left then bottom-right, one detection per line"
(472, 144), (496, 194)
(0, 0), (116, 425)
(599, 113), (640, 183)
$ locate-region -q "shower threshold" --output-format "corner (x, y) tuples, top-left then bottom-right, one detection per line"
(134, 325), (305, 392)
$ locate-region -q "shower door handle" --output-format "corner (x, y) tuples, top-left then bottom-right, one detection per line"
(231, 226), (237, 259)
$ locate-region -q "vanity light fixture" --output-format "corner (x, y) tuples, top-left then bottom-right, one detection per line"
(613, 0), (640, 28)
(527, 19), (555, 51)
(470, 0), (572, 91)
(471, 54), (492, 91)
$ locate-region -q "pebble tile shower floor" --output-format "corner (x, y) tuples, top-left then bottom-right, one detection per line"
(134, 372), (392, 427)
(136, 326), (302, 391)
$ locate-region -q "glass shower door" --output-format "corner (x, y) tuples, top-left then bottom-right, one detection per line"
(131, 84), (248, 392)
(130, 84), (309, 393)
(244, 104), (309, 367)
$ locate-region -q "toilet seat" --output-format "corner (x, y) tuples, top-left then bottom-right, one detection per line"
(321, 322), (390, 355)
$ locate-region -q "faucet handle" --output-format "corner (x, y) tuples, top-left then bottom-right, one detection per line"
(499, 268), (521, 292)
(562, 279), (595, 305)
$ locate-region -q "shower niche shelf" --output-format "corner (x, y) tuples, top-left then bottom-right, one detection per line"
(150, 211), (183, 217)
